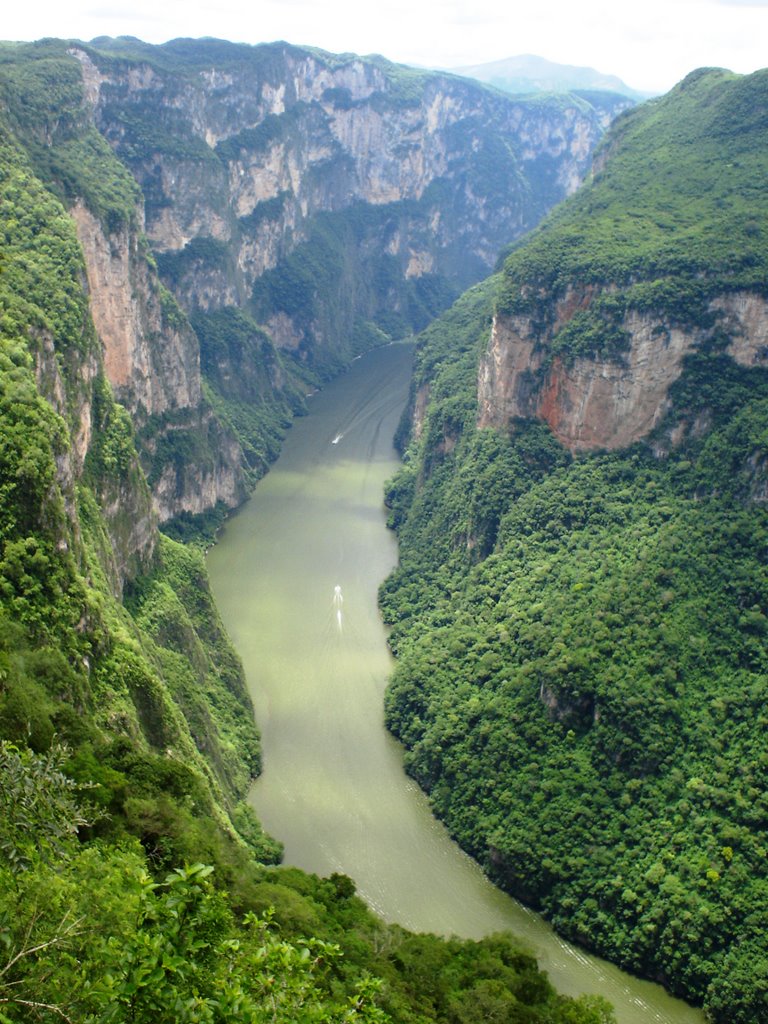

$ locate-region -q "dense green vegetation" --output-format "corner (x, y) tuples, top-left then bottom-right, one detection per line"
(381, 68), (768, 1023)
(0, 39), (623, 1024)
(1, 742), (617, 1024)
(498, 68), (768, 352)
(0, 70), (283, 847)
(191, 307), (307, 491)
(384, 434), (768, 1021)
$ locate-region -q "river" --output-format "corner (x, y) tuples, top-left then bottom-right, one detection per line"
(207, 343), (704, 1024)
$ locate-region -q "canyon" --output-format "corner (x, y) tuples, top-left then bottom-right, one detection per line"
(6, 36), (627, 528)
(2, 39), (767, 1022)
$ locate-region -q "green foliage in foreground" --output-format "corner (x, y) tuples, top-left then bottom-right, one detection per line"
(0, 743), (615, 1024)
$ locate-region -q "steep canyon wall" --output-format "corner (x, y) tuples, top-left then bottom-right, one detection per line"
(0, 36), (626, 537)
(477, 290), (768, 452)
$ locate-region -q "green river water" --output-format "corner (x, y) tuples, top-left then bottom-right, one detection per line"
(207, 343), (705, 1024)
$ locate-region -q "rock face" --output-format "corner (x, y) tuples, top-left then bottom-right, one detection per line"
(71, 201), (200, 417)
(478, 290), (768, 450)
(31, 274), (157, 596)
(149, 420), (244, 519)
(72, 40), (622, 366)
(71, 199), (245, 524)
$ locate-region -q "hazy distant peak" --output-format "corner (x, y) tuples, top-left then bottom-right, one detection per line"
(448, 53), (650, 100)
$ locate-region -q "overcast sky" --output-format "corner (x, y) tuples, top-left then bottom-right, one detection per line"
(4, 0), (767, 94)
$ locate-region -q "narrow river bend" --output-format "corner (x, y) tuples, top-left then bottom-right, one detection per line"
(207, 344), (704, 1024)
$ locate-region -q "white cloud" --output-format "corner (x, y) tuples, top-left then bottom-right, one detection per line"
(3, 0), (766, 93)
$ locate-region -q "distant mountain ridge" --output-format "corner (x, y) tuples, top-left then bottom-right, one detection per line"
(449, 53), (648, 99)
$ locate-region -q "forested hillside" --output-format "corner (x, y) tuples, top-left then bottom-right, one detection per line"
(0, 34), (623, 1024)
(381, 68), (768, 1024)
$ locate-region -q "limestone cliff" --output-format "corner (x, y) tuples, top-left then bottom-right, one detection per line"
(73, 39), (620, 367)
(71, 201), (200, 418)
(0, 87), (269, 847)
(28, 261), (159, 593)
(70, 199), (246, 523)
(478, 291), (768, 450)
(0, 143), (156, 594)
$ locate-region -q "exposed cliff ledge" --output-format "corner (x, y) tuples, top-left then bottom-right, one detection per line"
(477, 290), (768, 450)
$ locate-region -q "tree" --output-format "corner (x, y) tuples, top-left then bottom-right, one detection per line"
(0, 741), (90, 874)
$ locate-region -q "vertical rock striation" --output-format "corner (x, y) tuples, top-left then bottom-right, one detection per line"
(478, 292), (768, 452)
(71, 40), (627, 367)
